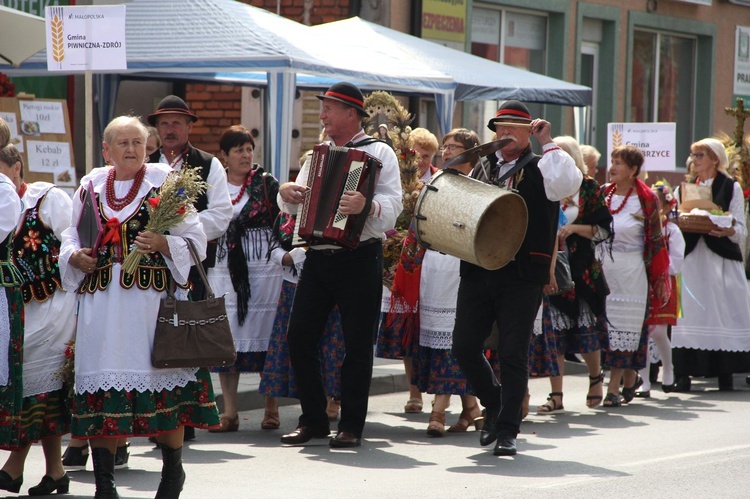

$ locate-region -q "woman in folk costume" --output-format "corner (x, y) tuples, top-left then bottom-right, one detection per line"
(535, 136), (612, 413)
(637, 181), (684, 396)
(207, 125), (285, 432)
(672, 138), (750, 391)
(0, 145), (76, 496)
(0, 163), (24, 490)
(601, 145), (670, 407)
(59, 116), (219, 499)
(386, 128), (482, 436)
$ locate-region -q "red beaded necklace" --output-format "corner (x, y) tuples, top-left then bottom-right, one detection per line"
(106, 165), (146, 211)
(606, 184), (635, 215)
(230, 171), (254, 205)
(17, 183), (27, 198)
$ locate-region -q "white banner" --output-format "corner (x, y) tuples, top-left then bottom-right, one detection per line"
(607, 123), (676, 172)
(26, 140), (72, 174)
(735, 26), (750, 97)
(45, 5), (126, 71)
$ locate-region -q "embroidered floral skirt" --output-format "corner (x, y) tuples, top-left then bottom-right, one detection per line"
(412, 344), (473, 395)
(212, 351), (266, 374)
(11, 390), (70, 448)
(70, 368), (219, 438)
(529, 301), (561, 378)
(259, 280), (344, 399)
(0, 286), (23, 450)
(376, 311), (411, 359)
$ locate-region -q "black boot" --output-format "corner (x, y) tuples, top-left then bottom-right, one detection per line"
(155, 445), (185, 499)
(91, 447), (119, 499)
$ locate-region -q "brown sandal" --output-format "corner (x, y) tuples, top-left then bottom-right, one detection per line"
(426, 411), (446, 437)
(326, 398), (341, 422)
(260, 411), (280, 430)
(404, 398), (423, 414)
(447, 405), (482, 432)
(209, 414), (240, 433)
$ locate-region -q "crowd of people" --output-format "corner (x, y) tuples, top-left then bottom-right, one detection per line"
(1, 82), (749, 497)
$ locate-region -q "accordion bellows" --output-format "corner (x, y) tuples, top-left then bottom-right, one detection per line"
(295, 144), (382, 249)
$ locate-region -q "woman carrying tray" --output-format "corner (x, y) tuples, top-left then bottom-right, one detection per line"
(672, 138), (750, 391)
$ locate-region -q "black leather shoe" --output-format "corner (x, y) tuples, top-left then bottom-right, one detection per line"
(661, 383), (676, 393)
(673, 376), (691, 393)
(115, 442), (130, 469)
(479, 405), (501, 447)
(0, 470), (22, 493)
(493, 437), (517, 456)
(28, 473), (70, 496)
(62, 445), (89, 470)
(280, 427), (330, 445)
(183, 425), (196, 441)
(330, 431), (361, 448)
(634, 390), (651, 398)
(718, 373), (734, 391)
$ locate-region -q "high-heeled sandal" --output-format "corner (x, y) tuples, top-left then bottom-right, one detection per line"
(261, 411), (280, 430)
(586, 371), (605, 408)
(621, 375), (643, 403)
(536, 392), (564, 414)
(208, 414), (240, 433)
(447, 405), (482, 432)
(426, 411), (446, 437)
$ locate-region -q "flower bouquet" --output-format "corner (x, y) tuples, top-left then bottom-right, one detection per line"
(121, 167), (207, 277)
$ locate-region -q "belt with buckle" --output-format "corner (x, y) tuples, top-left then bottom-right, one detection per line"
(312, 238), (381, 256)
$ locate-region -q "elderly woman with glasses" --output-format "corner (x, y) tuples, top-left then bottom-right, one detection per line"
(672, 138), (750, 392)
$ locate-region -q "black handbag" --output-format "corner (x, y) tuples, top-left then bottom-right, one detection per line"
(552, 249), (574, 295)
(152, 240), (237, 368)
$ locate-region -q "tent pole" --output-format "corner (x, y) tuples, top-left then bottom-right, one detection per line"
(85, 70), (94, 174)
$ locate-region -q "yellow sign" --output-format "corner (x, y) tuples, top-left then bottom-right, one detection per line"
(422, 0), (467, 44)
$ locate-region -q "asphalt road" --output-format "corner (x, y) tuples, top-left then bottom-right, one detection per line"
(4, 373), (749, 499)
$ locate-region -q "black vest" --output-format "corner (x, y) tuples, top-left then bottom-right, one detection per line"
(468, 150), (560, 284)
(149, 144), (217, 267)
(682, 174), (742, 262)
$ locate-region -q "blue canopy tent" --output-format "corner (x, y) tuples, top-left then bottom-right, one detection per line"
(0, 0), (455, 182)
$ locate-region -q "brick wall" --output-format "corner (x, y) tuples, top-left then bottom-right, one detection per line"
(183, 1), (352, 157)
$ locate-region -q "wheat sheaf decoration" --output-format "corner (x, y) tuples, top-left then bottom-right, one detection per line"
(611, 130), (622, 149)
(51, 14), (65, 63)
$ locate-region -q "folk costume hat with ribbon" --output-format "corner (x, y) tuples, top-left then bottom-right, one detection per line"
(147, 95), (199, 126)
(487, 100), (533, 131)
(316, 82), (367, 116)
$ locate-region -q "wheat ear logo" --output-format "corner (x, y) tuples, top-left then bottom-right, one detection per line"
(50, 8), (64, 63)
(611, 123), (623, 149)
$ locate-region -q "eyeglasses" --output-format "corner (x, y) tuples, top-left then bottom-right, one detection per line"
(689, 152), (707, 159)
(440, 144), (465, 152)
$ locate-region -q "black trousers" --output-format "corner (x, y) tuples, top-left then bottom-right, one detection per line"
(287, 241), (383, 437)
(452, 263), (542, 438)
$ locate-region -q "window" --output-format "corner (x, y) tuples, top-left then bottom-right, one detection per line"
(469, 7), (548, 141)
(631, 30), (696, 154)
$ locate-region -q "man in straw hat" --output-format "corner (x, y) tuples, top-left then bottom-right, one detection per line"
(452, 100), (582, 456)
(277, 82), (402, 448)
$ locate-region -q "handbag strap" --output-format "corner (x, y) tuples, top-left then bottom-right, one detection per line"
(163, 239), (216, 300)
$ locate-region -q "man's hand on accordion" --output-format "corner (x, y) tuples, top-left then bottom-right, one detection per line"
(338, 190), (369, 216)
(279, 182), (309, 204)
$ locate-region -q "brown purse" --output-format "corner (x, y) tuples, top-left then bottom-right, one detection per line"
(152, 240), (237, 369)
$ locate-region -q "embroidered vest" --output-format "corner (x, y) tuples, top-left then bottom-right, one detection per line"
(78, 190), (170, 294)
(0, 233), (23, 288)
(13, 191), (62, 303)
(682, 174), (742, 261)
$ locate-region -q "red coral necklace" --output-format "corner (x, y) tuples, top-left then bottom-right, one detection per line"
(231, 180), (248, 205)
(606, 184), (634, 215)
(106, 165), (146, 211)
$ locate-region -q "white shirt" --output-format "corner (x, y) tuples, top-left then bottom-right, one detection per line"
(278, 129), (402, 245)
(157, 150), (233, 241)
(493, 143), (582, 201)
(0, 174), (21, 387)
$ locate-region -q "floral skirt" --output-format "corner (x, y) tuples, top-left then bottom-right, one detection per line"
(7, 389), (70, 449)
(604, 323), (649, 370)
(70, 368), (219, 438)
(211, 351), (266, 374)
(376, 311), (411, 359)
(412, 344), (473, 395)
(529, 301), (560, 378)
(259, 280), (344, 399)
(554, 315), (609, 355)
(0, 286), (23, 449)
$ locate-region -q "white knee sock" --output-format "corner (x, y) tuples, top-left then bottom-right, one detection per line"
(650, 324), (674, 386)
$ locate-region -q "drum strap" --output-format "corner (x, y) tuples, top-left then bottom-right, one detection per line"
(494, 149), (535, 187)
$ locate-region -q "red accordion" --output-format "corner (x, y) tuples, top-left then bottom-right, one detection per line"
(295, 143), (382, 249)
